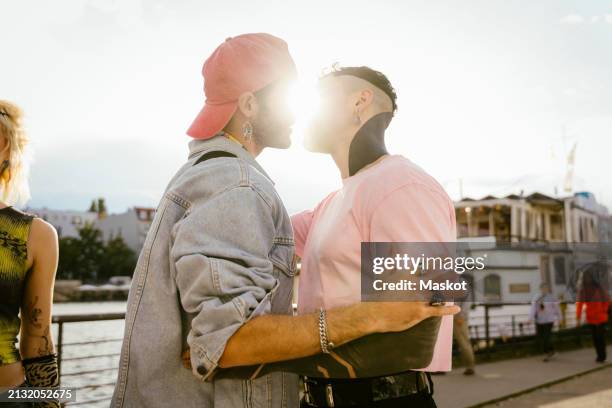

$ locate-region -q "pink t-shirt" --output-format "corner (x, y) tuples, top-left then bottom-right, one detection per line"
(292, 154), (457, 372)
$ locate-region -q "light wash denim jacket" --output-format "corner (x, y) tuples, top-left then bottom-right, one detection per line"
(111, 135), (299, 407)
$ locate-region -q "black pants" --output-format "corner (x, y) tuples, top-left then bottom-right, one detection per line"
(535, 323), (554, 354)
(301, 372), (437, 408)
(348, 391), (436, 407)
(590, 323), (607, 362)
(301, 390), (436, 408)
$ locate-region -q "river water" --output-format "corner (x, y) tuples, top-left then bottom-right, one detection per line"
(52, 301), (127, 407)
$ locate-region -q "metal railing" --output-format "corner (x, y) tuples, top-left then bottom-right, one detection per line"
(464, 302), (612, 361)
(53, 313), (125, 406)
(50, 304), (611, 405)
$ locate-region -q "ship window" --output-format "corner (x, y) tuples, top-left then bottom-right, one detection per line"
(484, 274), (501, 300)
(554, 256), (567, 284)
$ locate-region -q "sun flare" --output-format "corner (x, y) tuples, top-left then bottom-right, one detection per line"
(288, 78), (321, 143)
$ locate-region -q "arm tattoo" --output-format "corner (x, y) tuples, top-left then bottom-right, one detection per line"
(36, 325), (54, 356)
(26, 295), (43, 329)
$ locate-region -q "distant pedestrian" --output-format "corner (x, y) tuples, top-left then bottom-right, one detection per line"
(453, 301), (476, 375)
(576, 265), (609, 363)
(529, 283), (561, 362)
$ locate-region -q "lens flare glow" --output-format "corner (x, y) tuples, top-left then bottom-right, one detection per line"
(288, 79), (321, 144)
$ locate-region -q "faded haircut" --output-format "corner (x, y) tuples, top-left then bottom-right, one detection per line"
(321, 64), (398, 116)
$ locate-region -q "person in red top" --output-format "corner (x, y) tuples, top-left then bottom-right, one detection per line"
(576, 265), (610, 363)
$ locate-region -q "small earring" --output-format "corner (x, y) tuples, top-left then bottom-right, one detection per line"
(353, 111), (361, 125)
(242, 121), (253, 141)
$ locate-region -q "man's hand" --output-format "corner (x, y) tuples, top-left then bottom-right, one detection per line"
(367, 302), (460, 334)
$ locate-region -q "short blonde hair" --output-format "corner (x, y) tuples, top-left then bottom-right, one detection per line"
(0, 100), (31, 206)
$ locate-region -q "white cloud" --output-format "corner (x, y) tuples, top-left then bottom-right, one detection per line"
(605, 14), (612, 24)
(560, 14), (585, 24)
(590, 16), (600, 24)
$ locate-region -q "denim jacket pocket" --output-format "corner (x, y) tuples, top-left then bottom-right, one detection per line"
(269, 238), (296, 315)
(269, 237), (296, 276)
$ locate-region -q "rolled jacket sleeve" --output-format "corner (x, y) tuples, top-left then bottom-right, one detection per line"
(170, 186), (278, 381)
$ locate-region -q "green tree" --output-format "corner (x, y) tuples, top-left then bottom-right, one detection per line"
(97, 198), (107, 218)
(56, 223), (104, 283)
(98, 235), (137, 282)
(57, 237), (82, 280)
(76, 223), (106, 282)
(88, 199), (98, 213)
(57, 223), (137, 284)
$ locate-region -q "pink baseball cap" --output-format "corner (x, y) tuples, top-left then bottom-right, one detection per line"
(187, 33), (297, 139)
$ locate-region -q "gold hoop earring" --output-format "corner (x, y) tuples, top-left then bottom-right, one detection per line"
(242, 121), (253, 141)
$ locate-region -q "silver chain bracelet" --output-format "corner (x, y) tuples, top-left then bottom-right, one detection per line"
(318, 307), (335, 354)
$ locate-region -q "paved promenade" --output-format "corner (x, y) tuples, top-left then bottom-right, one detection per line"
(482, 366), (612, 407)
(434, 346), (612, 408)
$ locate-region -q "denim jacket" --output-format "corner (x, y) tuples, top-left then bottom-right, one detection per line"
(111, 135), (299, 407)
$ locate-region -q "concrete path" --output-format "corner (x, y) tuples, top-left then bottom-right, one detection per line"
(433, 346), (612, 408)
(480, 366), (612, 407)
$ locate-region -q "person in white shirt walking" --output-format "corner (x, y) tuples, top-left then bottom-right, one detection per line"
(453, 300), (476, 375)
(529, 283), (562, 362)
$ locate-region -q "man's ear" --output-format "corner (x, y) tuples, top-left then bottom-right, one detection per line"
(237, 92), (258, 119)
(355, 89), (374, 111)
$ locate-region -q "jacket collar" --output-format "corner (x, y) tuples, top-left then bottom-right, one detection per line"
(187, 133), (274, 184)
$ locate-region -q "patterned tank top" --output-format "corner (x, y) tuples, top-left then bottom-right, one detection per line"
(0, 205), (34, 366)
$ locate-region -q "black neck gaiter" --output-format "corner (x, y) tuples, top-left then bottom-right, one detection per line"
(348, 112), (392, 176)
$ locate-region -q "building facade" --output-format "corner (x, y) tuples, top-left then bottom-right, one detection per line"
(95, 207), (155, 253)
(27, 206), (156, 254)
(26, 207), (98, 238)
(454, 192), (611, 303)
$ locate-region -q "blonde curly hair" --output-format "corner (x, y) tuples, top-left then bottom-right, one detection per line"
(0, 100), (31, 206)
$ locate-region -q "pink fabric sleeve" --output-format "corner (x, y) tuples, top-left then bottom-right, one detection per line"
(290, 210), (314, 258)
(367, 183), (457, 372)
(367, 183), (456, 243)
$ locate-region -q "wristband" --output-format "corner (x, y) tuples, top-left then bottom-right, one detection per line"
(22, 353), (60, 408)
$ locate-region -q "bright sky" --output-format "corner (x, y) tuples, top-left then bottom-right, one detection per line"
(3, 0), (612, 215)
